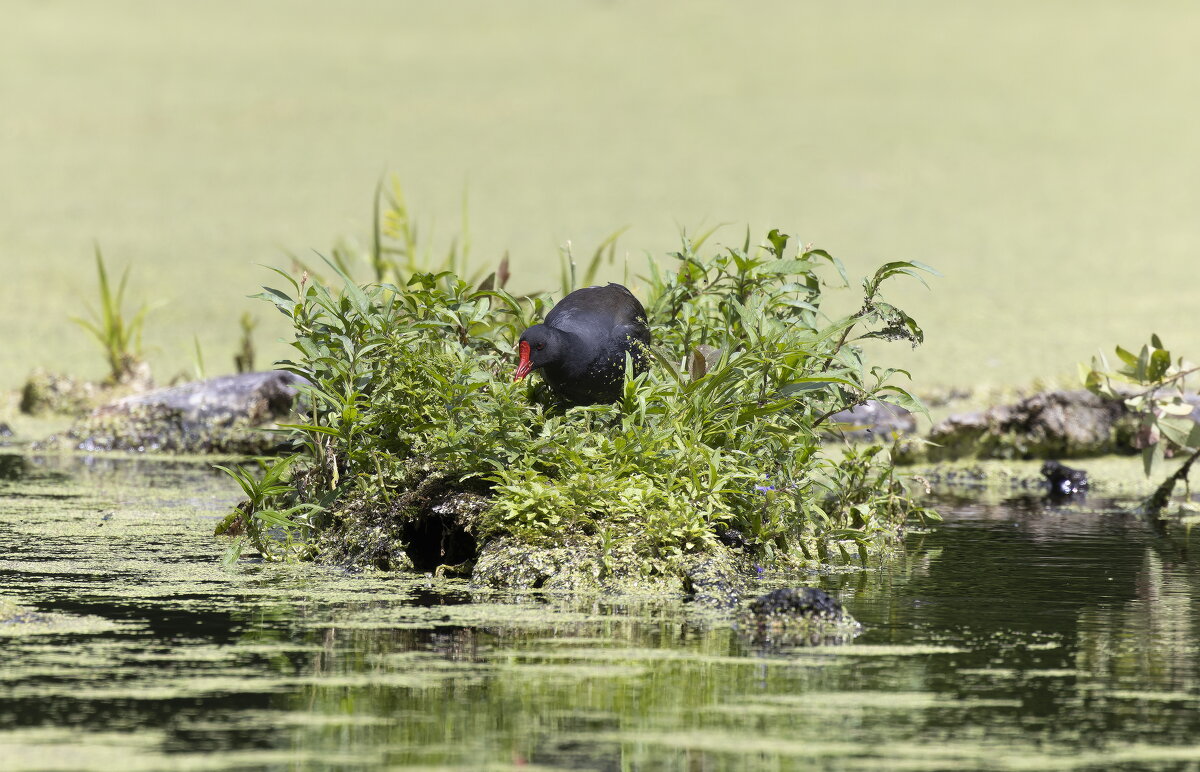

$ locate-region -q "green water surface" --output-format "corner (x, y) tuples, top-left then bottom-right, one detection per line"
(2, 453), (1200, 771)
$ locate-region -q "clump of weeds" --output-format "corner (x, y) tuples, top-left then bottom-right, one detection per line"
(218, 186), (939, 578)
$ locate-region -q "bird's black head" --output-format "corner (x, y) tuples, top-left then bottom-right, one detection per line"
(513, 324), (566, 381)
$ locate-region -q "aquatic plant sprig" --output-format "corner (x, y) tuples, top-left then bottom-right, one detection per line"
(70, 245), (153, 385)
(214, 455), (324, 565)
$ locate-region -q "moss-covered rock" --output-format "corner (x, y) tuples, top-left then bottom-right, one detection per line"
(19, 363), (155, 417)
(471, 536), (611, 592)
(900, 390), (1144, 462)
(19, 369), (105, 416)
(680, 551), (749, 607)
(39, 371), (304, 454)
(739, 587), (862, 646)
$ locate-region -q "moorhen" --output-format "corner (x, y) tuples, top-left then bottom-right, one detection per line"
(513, 283), (651, 405)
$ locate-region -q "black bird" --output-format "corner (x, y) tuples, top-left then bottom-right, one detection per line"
(513, 283), (651, 405)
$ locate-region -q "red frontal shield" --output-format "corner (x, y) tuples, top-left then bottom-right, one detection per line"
(513, 340), (533, 380)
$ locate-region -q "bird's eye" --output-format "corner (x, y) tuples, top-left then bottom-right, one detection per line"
(535, 343), (545, 351)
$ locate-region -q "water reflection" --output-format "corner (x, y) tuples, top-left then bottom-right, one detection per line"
(3, 455), (1200, 769)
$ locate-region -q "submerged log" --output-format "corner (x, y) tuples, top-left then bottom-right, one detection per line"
(49, 371), (306, 454)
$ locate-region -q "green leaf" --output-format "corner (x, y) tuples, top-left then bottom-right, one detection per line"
(1114, 345), (1138, 368)
(1160, 399), (1195, 417)
(1143, 439), (1165, 478)
(757, 259), (812, 275)
(1148, 348), (1171, 382)
(802, 249), (849, 285)
(779, 380), (834, 396)
(876, 384), (928, 417)
(765, 229), (789, 258)
(221, 536), (248, 568)
(1158, 415), (1196, 448)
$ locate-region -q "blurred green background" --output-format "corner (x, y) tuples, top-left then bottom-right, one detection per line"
(4, 0), (1198, 393)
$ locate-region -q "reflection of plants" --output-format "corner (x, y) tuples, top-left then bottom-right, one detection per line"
(228, 209), (936, 573)
(71, 245), (151, 384)
(1085, 335), (1200, 516)
(214, 455), (324, 564)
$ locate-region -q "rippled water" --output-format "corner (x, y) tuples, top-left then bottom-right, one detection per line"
(3, 452), (1200, 771)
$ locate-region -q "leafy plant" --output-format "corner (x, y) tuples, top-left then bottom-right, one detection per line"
(1085, 335), (1200, 515)
(213, 455), (325, 565)
(71, 245), (152, 384)
(225, 214), (937, 577)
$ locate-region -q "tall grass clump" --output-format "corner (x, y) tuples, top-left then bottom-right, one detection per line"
(71, 245), (152, 385)
(309, 175), (484, 289)
(224, 211), (937, 583)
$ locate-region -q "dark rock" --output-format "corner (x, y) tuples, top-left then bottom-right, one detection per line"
(919, 390), (1136, 462)
(826, 400), (917, 440)
(717, 527), (749, 550)
(0, 422), (12, 438)
(46, 371), (306, 454)
(742, 587), (862, 646)
(1041, 460), (1088, 496)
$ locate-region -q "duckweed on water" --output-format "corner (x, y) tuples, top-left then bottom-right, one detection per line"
(8, 454), (1200, 769)
(0, 601), (130, 638)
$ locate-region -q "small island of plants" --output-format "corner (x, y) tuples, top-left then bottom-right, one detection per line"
(217, 186), (939, 594)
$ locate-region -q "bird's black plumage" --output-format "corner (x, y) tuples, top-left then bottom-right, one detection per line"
(514, 283), (651, 405)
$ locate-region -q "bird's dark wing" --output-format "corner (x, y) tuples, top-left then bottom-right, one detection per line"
(545, 284), (647, 338)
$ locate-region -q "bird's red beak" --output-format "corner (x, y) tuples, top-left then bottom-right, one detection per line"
(513, 340), (533, 381)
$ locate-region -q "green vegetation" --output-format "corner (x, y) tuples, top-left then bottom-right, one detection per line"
(233, 313), (258, 374)
(17, 247), (155, 419)
(70, 246), (151, 385)
(214, 456), (324, 564)
(222, 206), (938, 581)
(1085, 336), (1200, 516)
